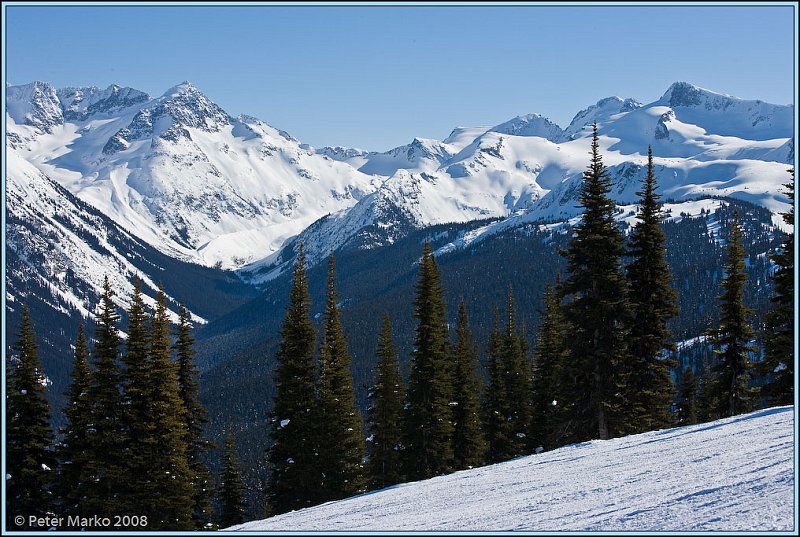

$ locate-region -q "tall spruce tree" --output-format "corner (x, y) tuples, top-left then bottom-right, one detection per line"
(219, 428), (246, 528)
(175, 304), (215, 528)
(367, 315), (406, 490)
(451, 301), (487, 470)
(709, 211), (756, 418)
(531, 283), (570, 452)
(81, 276), (129, 517)
(7, 305), (55, 525)
(560, 123), (630, 441)
(267, 245), (320, 515)
(625, 147), (679, 433)
(761, 170), (794, 406)
(119, 277), (152, 513)
(57, 324), (93, 517)
(501, 289), (533, 458)
(483, 307), (509, 463)
(403, 241), (454, 479)
(316, 253), (367, 501)
(143, 285), (194, 529)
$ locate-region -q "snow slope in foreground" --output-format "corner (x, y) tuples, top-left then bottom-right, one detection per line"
(230, 406), (795, 532)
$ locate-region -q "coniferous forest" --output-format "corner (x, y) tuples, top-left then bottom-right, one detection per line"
(5, 126), (794, 529)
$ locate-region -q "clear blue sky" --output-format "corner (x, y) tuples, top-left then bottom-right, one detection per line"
(4, 3), (796, 151)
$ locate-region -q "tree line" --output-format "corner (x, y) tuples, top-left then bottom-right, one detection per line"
(6, 124), (793, 528)
(5, 277), (248, 530)
(263, 125), (794, 518)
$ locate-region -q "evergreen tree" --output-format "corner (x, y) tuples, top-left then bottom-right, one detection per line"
(501, 289), (533, 458)
(560, 123), (630, 441)
(403, 241), (454, 480)
(451, 301), (487, 470)
(143, 284), (194, 529)
(267, 245), (320, 515)
(57, 324), (93, 517)
(761, 170), (794, 406)
(709, 211), (756, 418)
(219, 428), (246, 528)
(7, 305), (55, 525)
(531, 283), (570, 452)
(119, 277), (152, 512)
(625, 147), (679, 433)
(483, 307), (509, 463)
(316, 253), (367, 501)
(367, 315), (406, 490)
(675, 366), (697, 426)
(175, 304), (215, 528)
(81, 276), (129, 517)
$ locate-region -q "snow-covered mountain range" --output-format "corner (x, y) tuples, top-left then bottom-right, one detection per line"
(6, 80), (795, 293)
(244, 82), (794, 280)
(7, 81), (381, 271)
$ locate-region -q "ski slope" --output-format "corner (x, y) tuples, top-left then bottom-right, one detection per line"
(230, 406), (795, 532)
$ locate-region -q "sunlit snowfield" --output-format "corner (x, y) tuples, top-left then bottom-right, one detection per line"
(231, 406), (794, 532)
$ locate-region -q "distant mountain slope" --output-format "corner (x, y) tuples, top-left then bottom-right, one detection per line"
(229, 406), (794, 532)
(7, 81), (380, 269)
(6, 142), (258, 423)
(6, 144), (255, 323)
(243, 81), (793, 278)
(9, 80), (792, 278)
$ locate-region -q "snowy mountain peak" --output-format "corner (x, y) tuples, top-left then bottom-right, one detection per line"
(8, 80), (55, 95)
(656, 81), (794, 140)
(352, 137), (456, 176)
(660, 81), (708, 107)
(562, 95), (642, 140)
(6, 81), (153, 137)
(156, 81), (229, 130)
(403, 137), (452, 163)
(317, 146), (370, 161)
(6, 80), (63, 133)
(442, 125), (492, 150)
(490, 113), (563, 142)
(57, 84), (150, 121)
(161, 80), (199, 98)
(598, 95), (642, 112)
(658, 81), (758, 109)
(102, 81), (230, 154)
